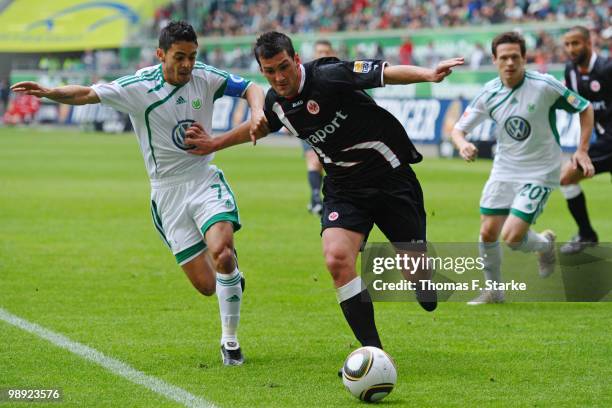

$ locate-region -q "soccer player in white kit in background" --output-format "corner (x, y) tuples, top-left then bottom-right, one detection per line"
(451, 31), (595, 305)
(11, 21), (268, 364)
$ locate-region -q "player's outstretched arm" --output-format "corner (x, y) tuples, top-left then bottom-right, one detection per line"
(572, 103), (595, 177)
(384, 58), (464, 85)
(243, 83), (268, 144)
(10, 82), (100, 105)
(451, 128), (478, 162)
(185, 121), (267, 156)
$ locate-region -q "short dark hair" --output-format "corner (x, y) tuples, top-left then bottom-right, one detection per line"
(314, 39), (332, 48)
(158, 21), (198, 51)
(254, 32), (295, 65)
(491, 31), (526, 57)
(567, 25), (591, 41)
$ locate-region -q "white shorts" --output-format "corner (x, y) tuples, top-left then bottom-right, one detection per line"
(150, 165), (240, 265)
(479, 179), (554, 224)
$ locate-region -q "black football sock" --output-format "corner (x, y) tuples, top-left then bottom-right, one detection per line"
(307, 170), (322, 204)
(567, 192), (597, 239)
(340, 290), (383, 349)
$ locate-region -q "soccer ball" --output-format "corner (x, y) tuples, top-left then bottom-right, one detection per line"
(341, 346), (397, 402)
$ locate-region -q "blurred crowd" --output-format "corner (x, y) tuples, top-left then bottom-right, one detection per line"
(143, 0), (612, 71)
(134, 27), (612, 72)
(153, 0), (611, 36)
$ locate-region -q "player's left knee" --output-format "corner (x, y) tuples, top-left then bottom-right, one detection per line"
(324, 247), (352, 278)
(209, 245), (235, 272)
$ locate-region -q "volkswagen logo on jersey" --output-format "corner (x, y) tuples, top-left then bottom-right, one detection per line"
(504, 116), (531, 141)
(307, 100), (320, 115)
(172, 119), (196, 150)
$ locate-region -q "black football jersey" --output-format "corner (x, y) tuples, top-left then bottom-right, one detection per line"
(565, 54), (612, 142)
(264, 57), (422, 184)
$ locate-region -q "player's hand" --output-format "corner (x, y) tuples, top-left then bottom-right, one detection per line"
(458, 141), (478, 162)
(572, 150), (595, 178)
(10, 81), (50, 98)
(249, 109), (269, 145)
(430, 58), (465, 82)
(184, 122), (216, 155)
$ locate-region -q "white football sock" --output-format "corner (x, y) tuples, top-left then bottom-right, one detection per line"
(515, 230), (551, 253)
(479, 237), (502, 283)
(336, 276), (364, 303)
(560, 184), (581, 199)
(216, 267), (242, 345)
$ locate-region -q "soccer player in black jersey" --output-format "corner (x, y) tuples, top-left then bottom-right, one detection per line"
(560, 26), (612, 254)
(184, 32), (463, 352)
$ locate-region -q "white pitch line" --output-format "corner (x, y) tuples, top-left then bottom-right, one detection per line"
(0, 307), (216, 408)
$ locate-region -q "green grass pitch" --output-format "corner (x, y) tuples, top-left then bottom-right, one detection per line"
(1, 127), (611, 407)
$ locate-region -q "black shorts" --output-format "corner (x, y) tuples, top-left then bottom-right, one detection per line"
(589, 139), (612, 175)
(321, 165), (426, 244)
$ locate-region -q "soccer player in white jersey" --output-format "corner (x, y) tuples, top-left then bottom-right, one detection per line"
(451, 32), (595, 305)
(11, 21), (267, 364)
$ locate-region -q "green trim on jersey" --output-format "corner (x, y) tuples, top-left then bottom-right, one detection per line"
(115, 74), (135, 84)
(548, 97), (564, 145)
(118, 66), (163, 88)
(547, 90), (588, 146)
(118, 74), (161, 88)
(193, 62), (229, 101)
(147, 81), (166, 93)
(150, 200), (171, 248)
(146, 66), (166, 93)
(557, 89), (589, 113)
(119, 65), (160, 80)
(144, 84), (184, 171)
(489, 89), (514, 119)
(213, 79), (228, 102)
(524, 72), (566, 95)
(200, 211), (241, 236)
(524, 72), (588, 111)
(469, 80), (500, 108)
(480, 207), (510, 216)
(485, 80), (504, 103)
(175, 241), (206, 264)
(117, 69), (158, 83)
(194, 62), (229, 78)
(489, 74), (525, 119)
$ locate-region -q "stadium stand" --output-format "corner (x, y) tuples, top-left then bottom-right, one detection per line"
(154, 0), (611, 37)
(144, 0), (611, 71)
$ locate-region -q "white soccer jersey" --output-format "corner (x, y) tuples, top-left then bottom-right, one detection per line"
(455, 70), (589, 186)
(92, 62), (251, 181)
